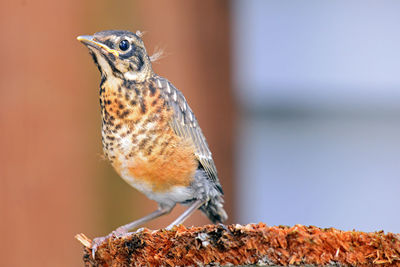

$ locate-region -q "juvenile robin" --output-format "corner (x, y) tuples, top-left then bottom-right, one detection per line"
(77, 30), (227, 252)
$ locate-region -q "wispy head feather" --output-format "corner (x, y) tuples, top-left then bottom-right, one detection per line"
(150, 46), (168, 63)
(135, 30), (146, 38)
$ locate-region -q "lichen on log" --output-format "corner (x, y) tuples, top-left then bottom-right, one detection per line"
(76, 223), (400, 266)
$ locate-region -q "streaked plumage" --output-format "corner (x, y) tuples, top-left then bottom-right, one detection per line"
(156, 77), (223, 194)
(77, 30), (227, 253)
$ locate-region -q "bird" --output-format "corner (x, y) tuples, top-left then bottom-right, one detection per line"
(77, 30), (227, 253)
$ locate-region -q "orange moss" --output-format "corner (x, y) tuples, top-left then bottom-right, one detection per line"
(77, 223), (400, 266)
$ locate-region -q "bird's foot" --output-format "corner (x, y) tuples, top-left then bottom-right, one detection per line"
(91, 226), (130, 259)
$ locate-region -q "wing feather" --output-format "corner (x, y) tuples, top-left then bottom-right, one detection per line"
(155, 76), (223, 193)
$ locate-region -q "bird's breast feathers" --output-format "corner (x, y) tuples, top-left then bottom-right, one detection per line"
(100, 77), (198, 197)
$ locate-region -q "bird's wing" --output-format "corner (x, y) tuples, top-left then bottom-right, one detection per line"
(155, 77), (223, 194)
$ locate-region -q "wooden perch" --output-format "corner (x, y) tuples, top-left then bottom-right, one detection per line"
(76, 223), (400, 266)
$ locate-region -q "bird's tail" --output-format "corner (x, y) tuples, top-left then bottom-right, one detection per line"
(200, 195), (228, 223)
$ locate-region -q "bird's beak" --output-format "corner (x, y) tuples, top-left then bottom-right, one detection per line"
(77, 35), (120, 57)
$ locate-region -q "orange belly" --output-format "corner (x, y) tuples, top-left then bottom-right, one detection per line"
(127, 138), (197, 192)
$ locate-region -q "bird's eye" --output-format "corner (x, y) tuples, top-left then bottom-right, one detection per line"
(119, 40), (130, 51)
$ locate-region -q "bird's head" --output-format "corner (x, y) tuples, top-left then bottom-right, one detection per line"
(77, 30), (153, 82)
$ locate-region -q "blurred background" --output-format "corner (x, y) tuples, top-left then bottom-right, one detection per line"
(1, 0), (399, 266)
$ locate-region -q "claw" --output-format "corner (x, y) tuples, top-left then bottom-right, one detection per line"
(91, 236), (107, 259)
(90, 227), (131, 259)
(135, 227), (145, 233)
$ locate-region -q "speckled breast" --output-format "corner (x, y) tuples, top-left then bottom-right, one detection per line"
(99, 76), (197, 195)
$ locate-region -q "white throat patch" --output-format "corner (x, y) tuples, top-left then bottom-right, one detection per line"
(92, 49), (113, 76)
(124, 70), (147, 82)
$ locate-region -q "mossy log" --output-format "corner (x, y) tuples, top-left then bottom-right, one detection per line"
(76, 223), (400, 266)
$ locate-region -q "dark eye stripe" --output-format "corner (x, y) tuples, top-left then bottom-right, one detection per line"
(103, 39), (114, 49)
(119, 46), (137, 59)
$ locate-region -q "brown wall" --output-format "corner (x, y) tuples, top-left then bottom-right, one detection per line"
(0, 0), (235, 266)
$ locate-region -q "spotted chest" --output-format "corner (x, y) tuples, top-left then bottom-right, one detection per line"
(99, 76), (198, 195)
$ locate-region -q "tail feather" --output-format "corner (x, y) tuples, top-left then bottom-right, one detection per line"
(200, 196), (228, 223)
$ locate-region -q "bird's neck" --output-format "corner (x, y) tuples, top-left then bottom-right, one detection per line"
(98, 75), (154, 127)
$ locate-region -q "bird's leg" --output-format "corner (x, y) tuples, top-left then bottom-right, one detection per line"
(165, 199), (205, 230)
(92, 204), (174, 258)
(113, 204), (174, 234)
